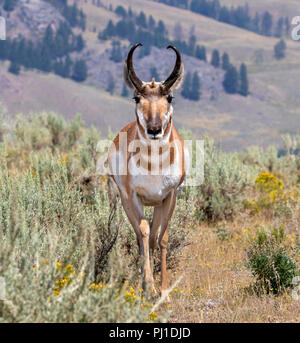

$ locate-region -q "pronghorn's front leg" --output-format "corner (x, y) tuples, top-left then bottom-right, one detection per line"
(158, 190), (177, 299)
(149, 206), (162, 255)
(119, 191), (153, 291)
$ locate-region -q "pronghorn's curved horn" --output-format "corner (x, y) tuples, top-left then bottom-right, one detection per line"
(125, 43), (143, 92)
(162, 45), (184, 92)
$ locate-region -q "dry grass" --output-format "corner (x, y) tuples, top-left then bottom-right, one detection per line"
(0, 62), (134, 136)
(162, 214), (300, 323)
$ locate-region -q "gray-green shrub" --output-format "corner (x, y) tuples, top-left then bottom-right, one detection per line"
(246, 226), (299, 295)
(195, 136), (254, 222)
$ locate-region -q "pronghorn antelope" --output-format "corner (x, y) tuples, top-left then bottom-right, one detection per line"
(108, 43), (189, 298)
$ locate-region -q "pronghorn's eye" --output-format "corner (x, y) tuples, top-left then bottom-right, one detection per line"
(167, 95), (174, 103)
(133, 96), (140, 104)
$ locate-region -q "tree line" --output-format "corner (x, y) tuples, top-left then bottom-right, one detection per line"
(99, 7), (211, 61)
(0, 22), (87, 82)
(101, 6), (249, 98)
(210, 50), (249, 96)
(113, 45), (249, 99)
(0, 0), (19, 12)
(154, 0), (290, 38)
(44, 0), (86, 30)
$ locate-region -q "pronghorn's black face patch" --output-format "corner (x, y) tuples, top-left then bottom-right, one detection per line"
(134, 79), (173, 140)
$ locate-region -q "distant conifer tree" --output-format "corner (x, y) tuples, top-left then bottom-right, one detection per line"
(99, 20), (115, 40)
(190, 72), (201, 100)
(115, 5), (127, 18)
(148, 15), (156, 30)
(181, 71), (192, 99)
(110, 41), (122, 63)
(39, 45), (52, 72)
(136, 11), (147, 28)
(223, 65), (239, 94)
(195, 45), (207, 62)
(43, 25), (54, 55)
(211, 49), (220, 68)
(274, 39), (286, 60)
(261, 11), (273, 36)
(188, 33), (196, 56)
(53, 60), (64, 77)
(221, 52), (230, 70)
(106, 72), (115, 94)
(63, 55), (72, 77)
(275, 17), (284, 38)
(4, 0), (18, 11)
(156, 20), (168, 37)
(239, 63), (249, 96)
(121, 83), (129, 97)
(8, 61), (20, 75)
(173, 22), (183, 41)
(251, 12), (260, 33)
(284, 16), (290, 36)
(76, 34), (85, 51)
(72, 60), (87, 82)
(128, 7), (133, 18)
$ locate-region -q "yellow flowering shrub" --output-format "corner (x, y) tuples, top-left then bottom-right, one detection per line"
(244, 171), (300, 223)
(255, 172), (283, 198)
(244, 172), (284, 213)
(89, 283), (159, 322)
(54, 263), (75, 296)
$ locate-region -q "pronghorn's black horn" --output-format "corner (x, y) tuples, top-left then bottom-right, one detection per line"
(162, 45), (183, 91)
(126, 43), (143, 92)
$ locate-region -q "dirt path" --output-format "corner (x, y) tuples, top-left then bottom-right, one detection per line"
(164, 219), (299, 323)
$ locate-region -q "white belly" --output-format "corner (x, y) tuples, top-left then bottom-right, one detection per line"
(132, 173), (182, 206)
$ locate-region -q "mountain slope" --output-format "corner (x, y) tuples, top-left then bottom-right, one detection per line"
(0, 61), (133, 134)
(218, 0), (300, 19)
(1, 0), (300, 151)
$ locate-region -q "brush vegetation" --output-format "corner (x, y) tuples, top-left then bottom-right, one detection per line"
(0, 108), (299, 322)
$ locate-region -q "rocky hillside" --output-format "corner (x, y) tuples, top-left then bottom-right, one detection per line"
(1, 0), (65, 39)
(0, 0), (300, 151)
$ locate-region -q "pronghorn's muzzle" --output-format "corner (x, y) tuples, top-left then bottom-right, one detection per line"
(147, 127), (162, 139)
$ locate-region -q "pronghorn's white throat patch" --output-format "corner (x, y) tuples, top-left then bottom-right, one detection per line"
(136, 109), (147, 132)
(136, 107), (173, 143)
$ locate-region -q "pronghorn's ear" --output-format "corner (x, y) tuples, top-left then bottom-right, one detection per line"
(123, 60), (135, 89)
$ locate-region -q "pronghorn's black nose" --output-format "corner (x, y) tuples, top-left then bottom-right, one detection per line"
(147, 128), (162, 136)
